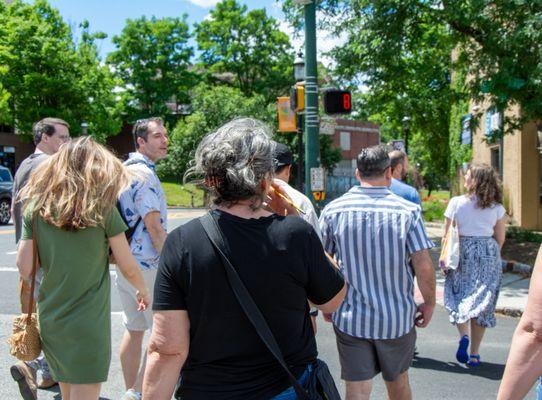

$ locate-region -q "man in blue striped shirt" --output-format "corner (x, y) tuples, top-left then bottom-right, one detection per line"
(319, 145), (436, 400)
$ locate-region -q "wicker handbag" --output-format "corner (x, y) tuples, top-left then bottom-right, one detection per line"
(8, 217), (41, 361)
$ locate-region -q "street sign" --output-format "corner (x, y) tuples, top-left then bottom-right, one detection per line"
(320, 120), (336, 135)
(277, 97), (297, 132)
(310, 167), (325, 191)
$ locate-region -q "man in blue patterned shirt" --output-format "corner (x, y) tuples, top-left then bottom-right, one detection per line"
(319, 145), (435, 400)
(117, 117), (168, 400)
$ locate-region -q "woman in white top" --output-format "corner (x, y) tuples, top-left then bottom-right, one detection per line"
(442, 164), (506, 367)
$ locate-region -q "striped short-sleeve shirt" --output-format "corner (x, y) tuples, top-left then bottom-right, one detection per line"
(319, 185), (434, 340)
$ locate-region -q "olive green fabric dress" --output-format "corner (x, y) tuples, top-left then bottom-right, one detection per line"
(21, 207), (126, 384)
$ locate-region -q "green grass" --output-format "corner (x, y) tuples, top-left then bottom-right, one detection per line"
(506, 226), (542, 243)
(420, 190), (450, 222)
(161, 181), (205, 207)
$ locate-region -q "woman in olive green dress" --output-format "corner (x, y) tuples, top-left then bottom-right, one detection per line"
(16, 137), (150, 400)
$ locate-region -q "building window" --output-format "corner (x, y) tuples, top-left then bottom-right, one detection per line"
(491, 147), (500, 173)
(340, 131), (351, 151)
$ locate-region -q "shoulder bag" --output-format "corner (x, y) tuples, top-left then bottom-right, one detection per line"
(439, 212), (460, 271)
(8, 216), (41, 361)
(197, 212), (341, 400)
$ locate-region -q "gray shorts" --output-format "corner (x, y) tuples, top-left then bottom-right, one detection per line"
(334, 326), (416, 382)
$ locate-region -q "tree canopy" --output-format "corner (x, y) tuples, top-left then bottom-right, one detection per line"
(0, 0), (120, 141)
(107, 15), (196, 123)
(195, 0), (294, 102)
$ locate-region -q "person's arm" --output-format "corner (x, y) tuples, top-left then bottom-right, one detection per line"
(442, 217), (451, 243)
(411, 249), (436, 327)
(16, 239), (34, 280)
(144, 211), (167, 254)
(109, 233), (150, 308)
(497, 245), (542, 400)
(494, 216), (506, 248)
(143, 310), (190, 399)
(316, 284), (346, 314)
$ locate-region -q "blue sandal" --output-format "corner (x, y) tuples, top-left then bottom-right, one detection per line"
(456, 335), (470, 364)
(467, 354), (481, 366)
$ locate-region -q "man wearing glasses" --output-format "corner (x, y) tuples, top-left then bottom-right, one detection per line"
(11, 117), (71, 400)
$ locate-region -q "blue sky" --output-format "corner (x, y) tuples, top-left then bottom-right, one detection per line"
(47, 0), (291, 57)
(43, 0), (342, 65)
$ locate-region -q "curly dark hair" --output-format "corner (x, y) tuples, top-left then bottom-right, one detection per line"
(468, 164), (503, 209)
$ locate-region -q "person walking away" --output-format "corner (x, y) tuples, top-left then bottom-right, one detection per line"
(442, 164), (506, 366)
(319, 145), (436, 400)
(117, 117), (168, 400)
(142, 118), (346, 400)
(16, 137), (150, 400)
(388, 150), (421, 206)
(10, 117), (70, 399)
(272, 142), (322, 332)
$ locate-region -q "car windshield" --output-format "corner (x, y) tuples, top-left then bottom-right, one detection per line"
(0, 168), (13, 182)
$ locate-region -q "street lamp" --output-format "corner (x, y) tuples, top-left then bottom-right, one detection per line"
(402, 116), (410, 153)
(293, 51), (305, 82)
(81, 122), (89, 135)
(293, 50), (305, 192)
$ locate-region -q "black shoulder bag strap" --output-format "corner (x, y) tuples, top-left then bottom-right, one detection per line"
(199, 212), (311, 400)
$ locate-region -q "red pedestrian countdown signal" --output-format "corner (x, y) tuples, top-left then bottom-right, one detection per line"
(323, 89), (352, 114)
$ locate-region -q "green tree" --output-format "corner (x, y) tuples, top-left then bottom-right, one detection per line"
(107, 15), (195, 122)
(0, 0), (120, 140)
(157, 84), (272, 180)
(284, 0), (542, 128)
(194, 0), (294, 102)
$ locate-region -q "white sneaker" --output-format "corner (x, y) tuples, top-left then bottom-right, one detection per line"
(121, 389), (142, 400)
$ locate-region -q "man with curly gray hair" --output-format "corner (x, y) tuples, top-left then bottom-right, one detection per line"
(143, 118), (346, 400)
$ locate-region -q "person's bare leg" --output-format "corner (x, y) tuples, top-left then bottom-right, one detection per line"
(119, 330), (145, 389)
(345, 379), (373, 400)
(470, 319), (486, 357)
(132, 351), (148, 393)
(59, 382), (71, 400)
(456, 321), (469, 338)
(69, 383), (101, 400)
(384, 371), (412, 400)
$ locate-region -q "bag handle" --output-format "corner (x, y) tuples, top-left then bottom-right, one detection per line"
(199, 212), (310, 400)
(24, 215), (39, 323)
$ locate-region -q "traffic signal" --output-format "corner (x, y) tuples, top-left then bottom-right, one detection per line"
(323, 89), (352, 114)
(289, 84), (305, 112)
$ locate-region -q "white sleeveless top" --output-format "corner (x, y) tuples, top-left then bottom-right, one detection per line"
(444, 195), (505, 237)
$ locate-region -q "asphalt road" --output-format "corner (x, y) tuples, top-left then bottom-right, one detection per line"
(0, 210), (534, 399)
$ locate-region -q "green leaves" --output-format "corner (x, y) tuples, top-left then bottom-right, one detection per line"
(107, 15), (196, 123)
(194, 0), (293, 102)
(0, 0), (120, 140)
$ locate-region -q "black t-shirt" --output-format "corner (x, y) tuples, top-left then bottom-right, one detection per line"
(154, 210), (345, 400)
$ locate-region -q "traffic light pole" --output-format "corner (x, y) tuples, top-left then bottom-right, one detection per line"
(303, 1), (320, 201)
(296, 113), (304, 192)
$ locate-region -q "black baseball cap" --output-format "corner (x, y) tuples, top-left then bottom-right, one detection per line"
(273, 142), (293, 167)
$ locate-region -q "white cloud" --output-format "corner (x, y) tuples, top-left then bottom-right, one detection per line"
(186, 0), (221, 8)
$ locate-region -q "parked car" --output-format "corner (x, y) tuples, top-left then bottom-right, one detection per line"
(0, 166), (13, 225)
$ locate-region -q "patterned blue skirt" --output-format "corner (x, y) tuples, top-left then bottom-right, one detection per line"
(444, 236), (502, 328)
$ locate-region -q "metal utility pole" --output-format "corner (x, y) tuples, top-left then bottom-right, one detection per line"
(303, 1), (320, 201)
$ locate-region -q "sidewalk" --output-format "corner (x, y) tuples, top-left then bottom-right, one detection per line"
(419, 225), (530, 317)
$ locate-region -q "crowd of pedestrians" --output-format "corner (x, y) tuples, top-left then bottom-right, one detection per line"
(8, 115), (540, 400)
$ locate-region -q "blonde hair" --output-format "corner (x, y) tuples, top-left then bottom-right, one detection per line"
(19, 136), (130, 231)
(468, 163), (503, 209)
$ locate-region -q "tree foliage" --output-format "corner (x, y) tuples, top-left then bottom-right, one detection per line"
(157, 84), (273, 181)
(195, 0), (294, 102)
(107, 15), (196, 122)
(0, 0), (120, 141)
